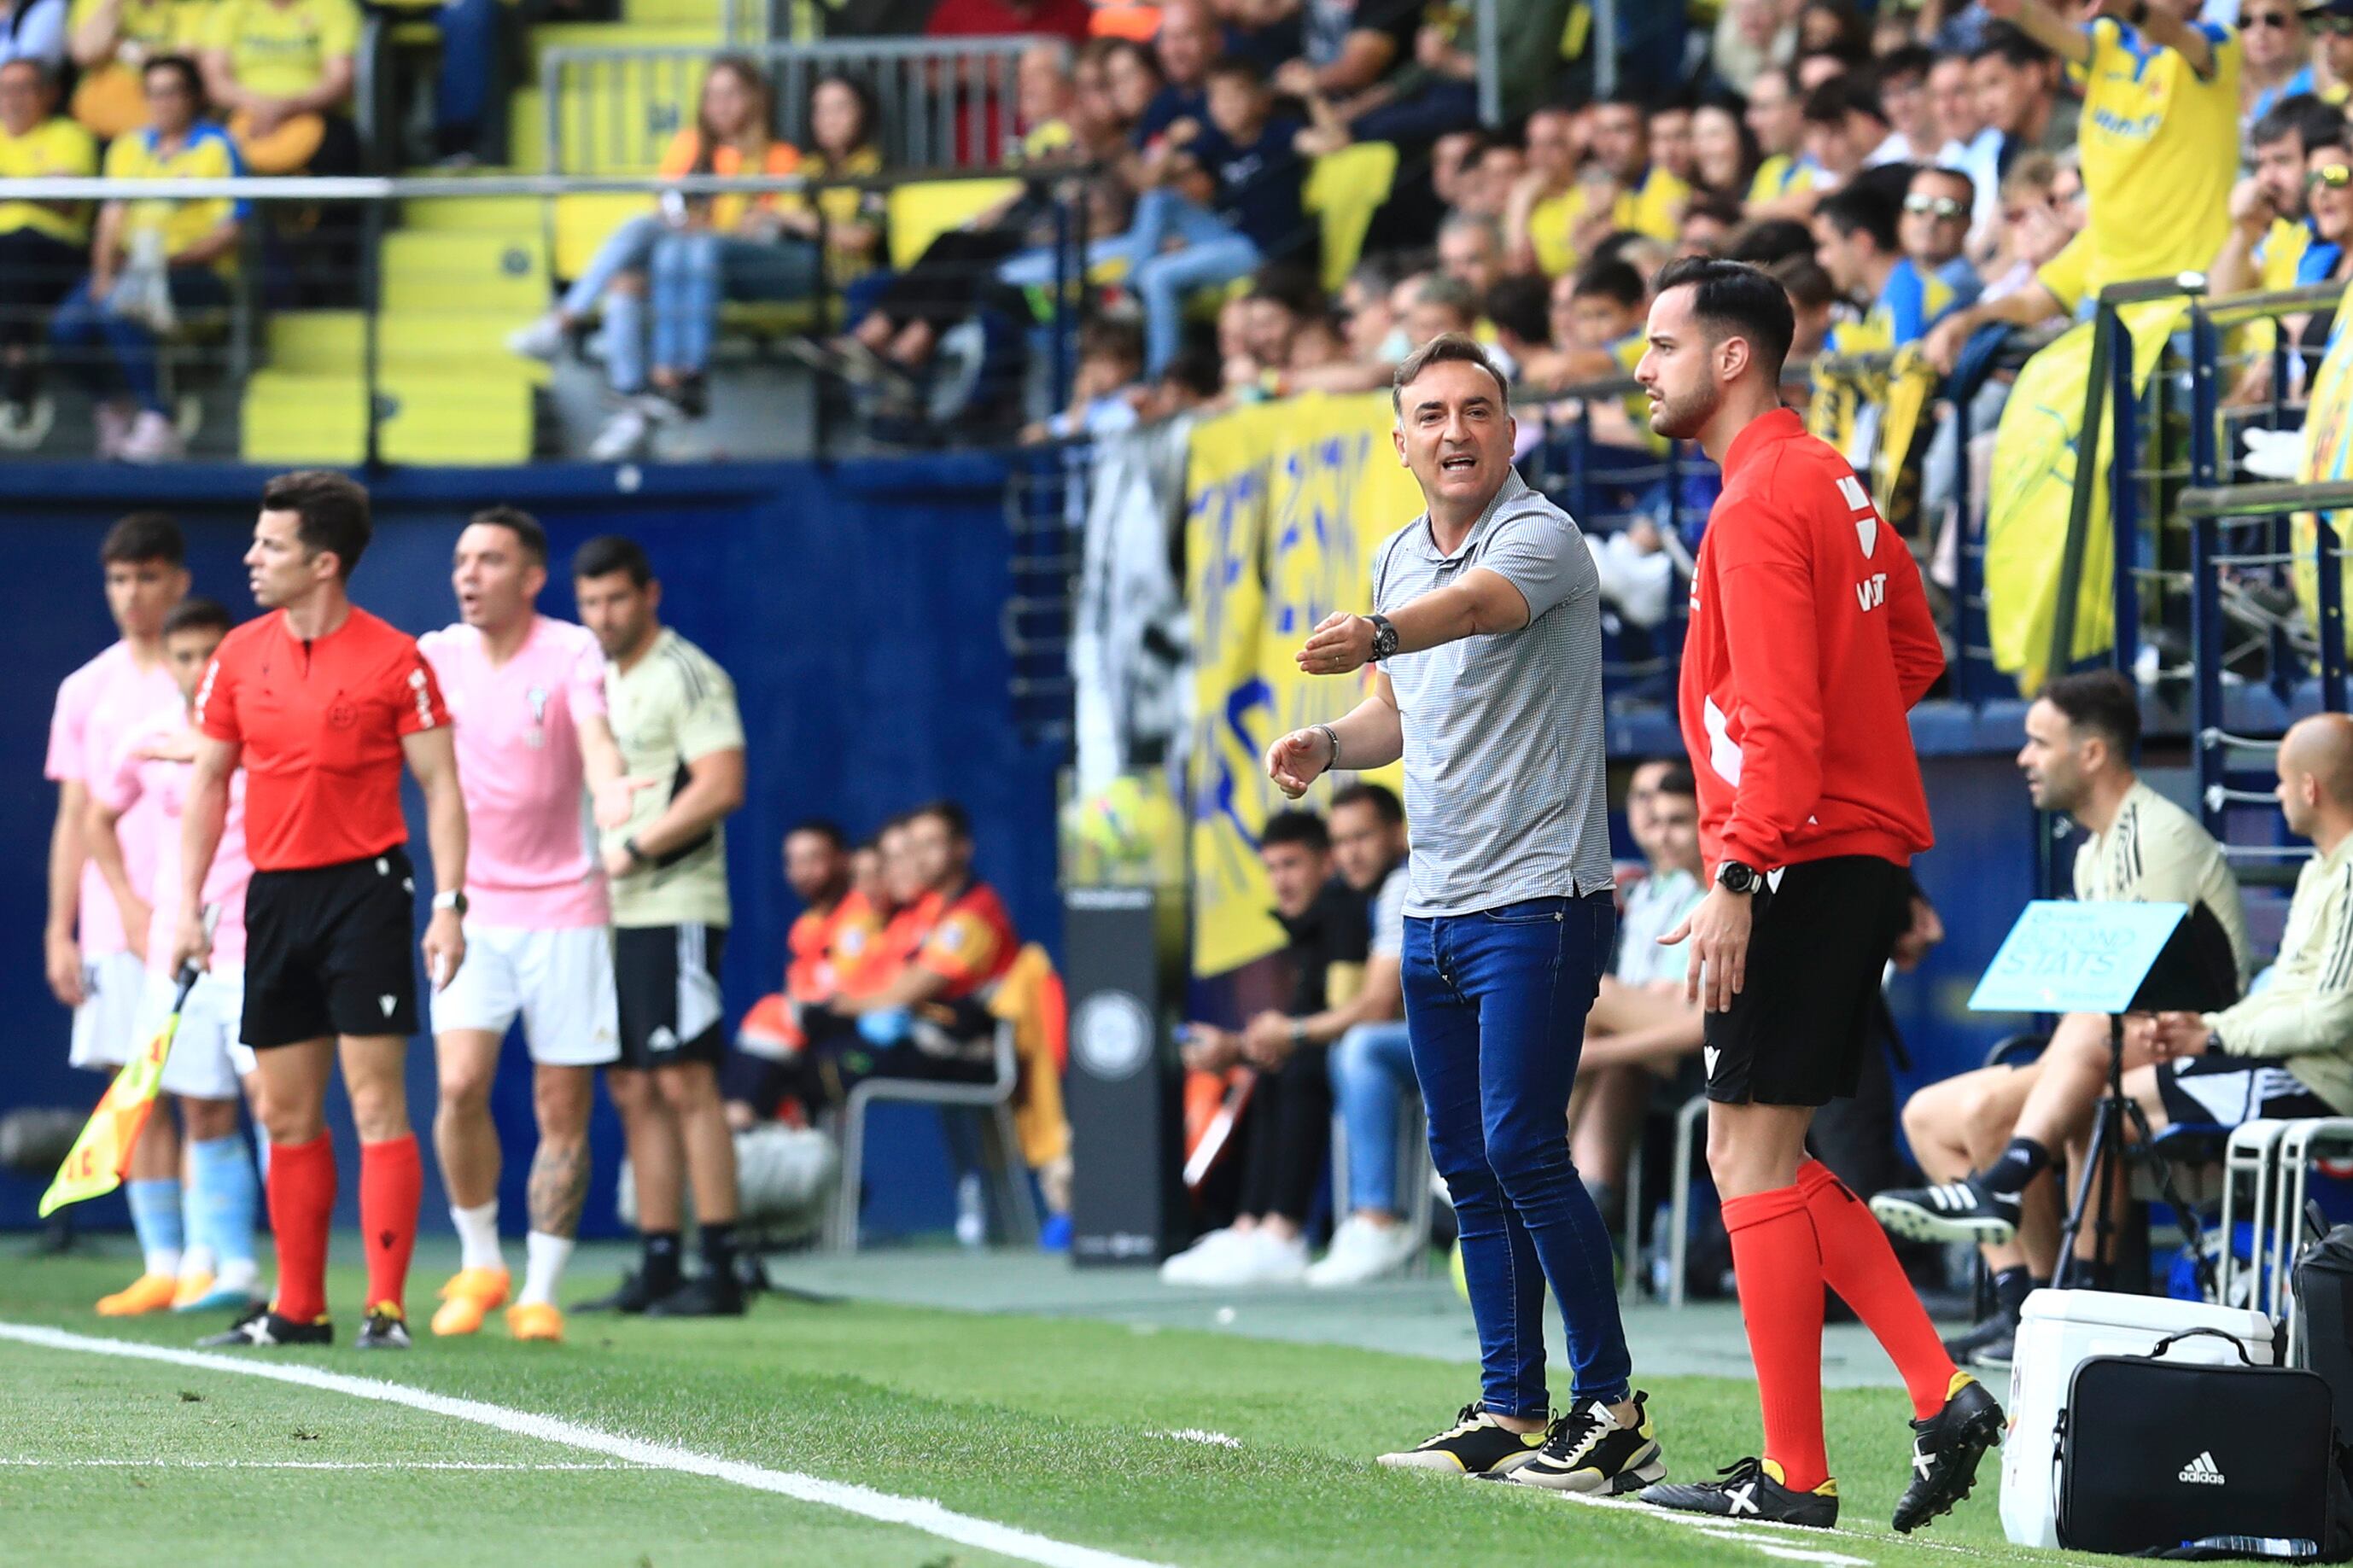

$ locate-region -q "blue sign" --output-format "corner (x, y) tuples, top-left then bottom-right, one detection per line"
(1967, 900), (2190, 1015)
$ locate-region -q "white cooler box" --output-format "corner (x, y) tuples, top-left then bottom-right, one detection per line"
(2000, 1287), (2276, 1548)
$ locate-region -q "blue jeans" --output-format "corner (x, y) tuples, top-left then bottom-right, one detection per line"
(644, 230), (820, 379)
(1330, 1020), (1416, 1215)
(1404, 893), (1630, 1416)
(1102, 188), (1260, 372)
(562, 213), (663, 317)
(50, 267), (230, 412)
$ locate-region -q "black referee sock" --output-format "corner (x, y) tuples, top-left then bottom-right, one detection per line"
(642, 1230), (682, 1296)
(1981, 1137), (2050, 1198)
(701, 1221), (739, 1285)
(1992, 1265), (2037, 1320)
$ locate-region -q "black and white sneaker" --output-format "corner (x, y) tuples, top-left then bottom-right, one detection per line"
(1376, 1402), (1549, 1476)
(642, 1274), (746, 1319)
(199, 1306), (332, 1349)
(1971, 1326), (2016, 1371)
(1869, 1176), (2021, 1246)
(1509, 1391), (1667, 1494)
(355, 1306), (412, 1350)
(1641, 1456), (1840, 1528)
(1892, 1374), (2004, 1533)
(1940, 1309), (2017, 1364)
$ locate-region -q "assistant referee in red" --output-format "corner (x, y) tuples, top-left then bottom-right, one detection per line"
(173, 471), (468, 1350)
(1626, 260), (1997, 1533)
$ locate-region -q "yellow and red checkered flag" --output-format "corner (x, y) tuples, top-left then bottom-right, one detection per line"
(39, 965), (197, 1217)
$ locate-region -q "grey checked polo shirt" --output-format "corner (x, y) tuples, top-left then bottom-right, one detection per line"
(1370, 469), (1614, 918)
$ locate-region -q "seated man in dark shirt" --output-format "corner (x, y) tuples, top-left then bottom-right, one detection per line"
(1104, 55), (1312, 372)
(1164, 808), (1369, 1288)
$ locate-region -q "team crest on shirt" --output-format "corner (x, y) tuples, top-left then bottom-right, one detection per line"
(525, 685), (548, 749)
(327, 697), (358, 729)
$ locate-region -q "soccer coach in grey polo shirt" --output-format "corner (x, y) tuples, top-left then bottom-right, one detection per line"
(1264, 332), (1665, 1494)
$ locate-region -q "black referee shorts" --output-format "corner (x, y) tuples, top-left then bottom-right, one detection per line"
(242, 847), (420, 1049)
(1703, 855), (1912, 1108)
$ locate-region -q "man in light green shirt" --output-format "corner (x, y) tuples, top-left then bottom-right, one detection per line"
(571, 535), (749, 1318)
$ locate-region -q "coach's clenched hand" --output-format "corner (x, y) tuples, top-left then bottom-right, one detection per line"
(1665, 883), (1751, 1013)
(1265, 726), (1334, 799)
(1297, 612), (1376, 675)
(423, 907), (465, 991)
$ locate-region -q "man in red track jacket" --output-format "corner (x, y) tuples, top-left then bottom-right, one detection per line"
(1627, 259), (2000, 1536)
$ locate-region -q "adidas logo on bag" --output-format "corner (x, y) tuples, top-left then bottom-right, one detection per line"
(2177, 1452), (2227, 1486)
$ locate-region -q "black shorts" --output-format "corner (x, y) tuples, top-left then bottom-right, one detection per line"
(242, 847), (419, 1049)
(1703, 855), (1912, 1108)
(614, 923), (727, 1070)
(2157, 1055), (2336, 1129)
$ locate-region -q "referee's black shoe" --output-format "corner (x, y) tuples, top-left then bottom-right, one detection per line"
(643, 1273), (746, 1319)
(356, 1305), (412, 1350)
(1892, 1373), (2004, 1534)
(199, 1304), (332, 1349)
(574, 1269), (664, 1314)
(1867, 1176), (2021, 1247)
(1639, 1456), (1839, 1528)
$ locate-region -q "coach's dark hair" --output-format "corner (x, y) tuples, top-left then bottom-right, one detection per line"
(1260, 808), (1331, 854)
(2253, 92), (2346, 157)
(261, 470), (371, 580)
(2039, 669), (2140, 761)
(163, 596), (231, 638)
(570, 533), (652, 587)
(911, 798), (972, 842)
(101, 510), (183, 567)
(1653, 257), (1796, 382)
(1655, 764), (1696, 800)
(1816, 180), (1901, 254)
(1392, 330), (1510, 415)
(786, 818), (850, 850)
(1330, 781), (1404, 826)
(470, 504), (548, 568)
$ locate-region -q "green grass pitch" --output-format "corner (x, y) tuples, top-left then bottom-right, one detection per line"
(0, 1250), (2116, 1567)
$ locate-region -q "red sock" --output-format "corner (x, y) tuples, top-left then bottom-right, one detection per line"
(359, 1134), (422, 1314)
(1796, 1159), (1959, 1419)
(1724, 1184), (1830, 1494)
(266, 1134), (336, 1323)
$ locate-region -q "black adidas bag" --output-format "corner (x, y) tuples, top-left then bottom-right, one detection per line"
(2056, 1328), (2343, 1559)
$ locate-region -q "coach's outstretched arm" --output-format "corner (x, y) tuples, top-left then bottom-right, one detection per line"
(1266, 667), (1404, 799)
(171, 735), (236, 973)
(404, 726), (469, 990)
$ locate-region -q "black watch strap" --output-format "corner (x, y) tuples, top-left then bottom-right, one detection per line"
(1367, 613), (1399, 662)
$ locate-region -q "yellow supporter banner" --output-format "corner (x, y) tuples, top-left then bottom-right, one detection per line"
(1186, 393), (1423, 977)
(2295, 279), (2353, 636)
(40, 975), (189, 1216)
(1983, 302), (2185, 696)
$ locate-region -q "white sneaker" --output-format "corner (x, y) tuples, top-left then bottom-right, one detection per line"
(508, 313), (569, 361)
(93, 399), (132, 458)
(1589, 530), (1675, 629)
(120, 408), (184, 463)
(1159, 1227), (1245, 1285)
(1222, 1227), (1309, 1286)
(1305, 1215), (1422, 1287)
(587, 404), (652, 462)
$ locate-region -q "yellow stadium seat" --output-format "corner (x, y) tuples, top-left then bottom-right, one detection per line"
(266, 312), (363, 374)
(508, 85), (546, 172)
(1305, 141), (1397, 294)
(885, 178), (1025, 271)
(552, 191), (656, 281)
(621, 0), (732, 27)
(378, 372), (537, 466)
(382, 230), (550, 316)
(240, 372), (367, 465)
(401, 195), (544, 232)
(529, 26), (712, 173)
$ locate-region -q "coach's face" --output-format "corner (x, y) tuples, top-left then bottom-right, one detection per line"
(1636, 285), (1722, 442)
(1393, 358), (1514, 515)
(2017, 697), (2090, 816)
(574, 568), (657, 661)
(1261, 840), (1329, 920)
(452, 522), (543, 632)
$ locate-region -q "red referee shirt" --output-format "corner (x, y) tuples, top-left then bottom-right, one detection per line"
(196, 605), (448, 871)
(1677, 408), (1944, 873)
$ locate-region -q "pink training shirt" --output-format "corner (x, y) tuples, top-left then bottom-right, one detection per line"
(420, 615), (610, 929)
(93, 713), (252, 974)
(46, 642), (184, 959)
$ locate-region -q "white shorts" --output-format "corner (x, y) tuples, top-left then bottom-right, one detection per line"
(142, 965), (249, 1103)
(69, 949), (153, 1072)
(429, 922), (621, 1066)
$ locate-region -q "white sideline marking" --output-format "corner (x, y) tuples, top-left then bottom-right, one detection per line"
(1, 1459), (633, 1471)
(0, 1321), (1176, 1568)
(1155, 1429), (1241, 1449)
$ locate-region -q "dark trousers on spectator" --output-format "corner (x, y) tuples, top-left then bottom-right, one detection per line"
(868, 225), (1028, 332)
(435, 0), (508, 160)
(1404, 893), (1632, 1416)
(1347, 79), (1479, 150)
(0, 228), (87, 403)
(50, 267), (231, 413)
(1234, 1041), (1332, 1227)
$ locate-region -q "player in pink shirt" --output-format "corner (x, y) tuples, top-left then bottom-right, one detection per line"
(88, 597), (265, 1315)
(44, 513), (189, 1316)
(420, 507), (640, 1344)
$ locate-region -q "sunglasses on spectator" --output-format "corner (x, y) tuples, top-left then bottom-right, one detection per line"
(2310, 162), (2353, 189)
(1904, 193), (1967, 219)
(2312, 11), (2353, 32)
(2244, 10), (2296, 26)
